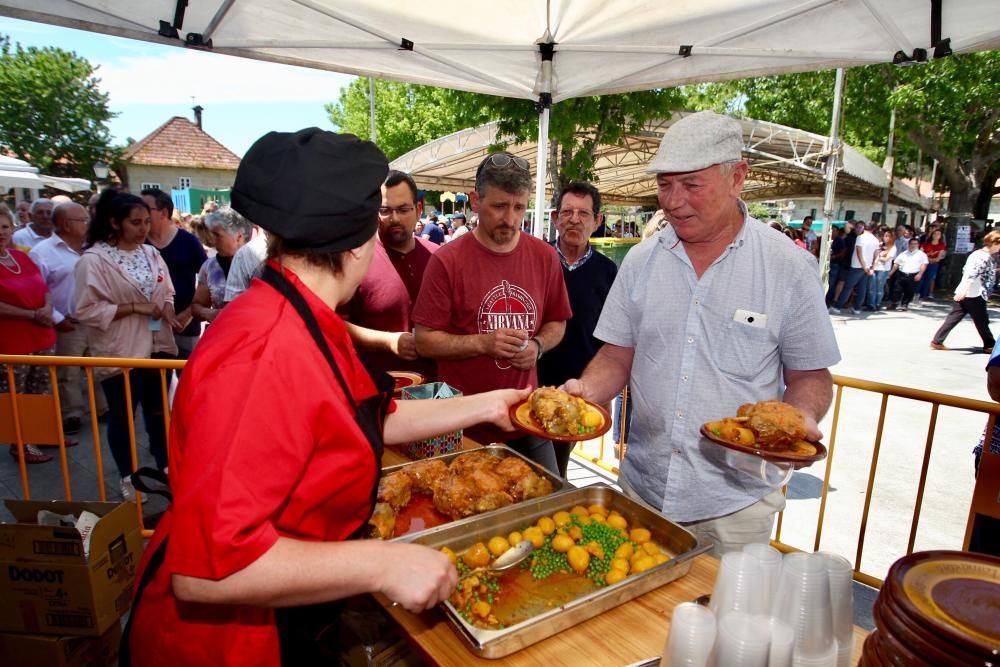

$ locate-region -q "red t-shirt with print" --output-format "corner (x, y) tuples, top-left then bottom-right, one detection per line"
(922, 242), (946, 262)
(412, 231), (572, 443)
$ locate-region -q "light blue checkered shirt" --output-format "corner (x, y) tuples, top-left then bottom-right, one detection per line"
(595, 203), (841, 522)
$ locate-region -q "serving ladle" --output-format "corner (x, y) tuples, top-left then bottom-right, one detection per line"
(459, 539), (534, 581)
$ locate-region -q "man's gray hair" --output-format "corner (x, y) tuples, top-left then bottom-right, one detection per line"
(204, 206), (252, 241)
(475, 157), (532, 198)
(30, 198), (53, 216)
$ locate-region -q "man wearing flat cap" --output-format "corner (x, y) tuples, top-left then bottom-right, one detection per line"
(564, 111), (840, 554)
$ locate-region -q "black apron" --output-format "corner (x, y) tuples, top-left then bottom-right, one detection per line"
(121, 265), (393, 666)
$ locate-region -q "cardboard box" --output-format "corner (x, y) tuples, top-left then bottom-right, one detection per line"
(0, 500), (143, 637)
(0, 622), (121, 667)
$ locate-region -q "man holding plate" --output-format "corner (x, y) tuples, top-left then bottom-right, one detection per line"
(564, 112), (841, 554)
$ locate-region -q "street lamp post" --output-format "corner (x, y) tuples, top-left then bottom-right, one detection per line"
(93, 160), (109, 186)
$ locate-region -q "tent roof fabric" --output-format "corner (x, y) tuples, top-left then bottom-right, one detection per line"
(122, 116), (241, 170)
(1, 1), (997, 102)
(390, 112), (927, 208)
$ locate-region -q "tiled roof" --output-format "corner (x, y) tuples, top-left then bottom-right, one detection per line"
(122, 117), (240, 170)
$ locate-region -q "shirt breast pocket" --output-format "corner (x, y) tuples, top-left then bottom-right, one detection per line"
(712, 320), (777, 380)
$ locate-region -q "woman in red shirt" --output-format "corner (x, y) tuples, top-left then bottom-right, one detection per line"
(125, 130), (529, 667)
(919, 227), (947, 299)
(0, 204), (57, 464)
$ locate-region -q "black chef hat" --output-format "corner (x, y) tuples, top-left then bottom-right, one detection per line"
(231, 128), (388, 253)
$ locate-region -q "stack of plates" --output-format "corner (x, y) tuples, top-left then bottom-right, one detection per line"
(860, 550), (999, 666)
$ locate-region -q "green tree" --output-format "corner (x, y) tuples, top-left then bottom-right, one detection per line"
(326, 79), (469, 160)
(692, 52), (1000, 218)
(328, 79), (683, 207)
(447, 90), (684, 206)
(0, 35), (116, 177)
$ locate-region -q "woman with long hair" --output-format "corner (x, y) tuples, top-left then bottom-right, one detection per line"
(867, 229), (897, 310)
(74, 190), (179, 502)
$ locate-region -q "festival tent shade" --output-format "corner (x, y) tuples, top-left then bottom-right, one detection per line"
(0, 156), (93, 193)
(1, 1), (996, 101)
(390, 113), (928, 208)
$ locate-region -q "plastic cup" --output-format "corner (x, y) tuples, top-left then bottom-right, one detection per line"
(660, 602), (716, 667)
(818, 552), (854, 667)
(768, 618), (795, 667)
(776, 553), (836, 659)
(726, 449), (795, 486)
(710, 551), (766, 618)
(715, 612), (771, 667)
(744, 543), (783, 613)
(792, 641), (838, 667)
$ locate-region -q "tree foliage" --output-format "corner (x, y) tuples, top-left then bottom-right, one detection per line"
(0, 35), (116, 177)
(326, 78), (468, 160)
(328, 79), (683, 206)
(692, 52), (1000, 217)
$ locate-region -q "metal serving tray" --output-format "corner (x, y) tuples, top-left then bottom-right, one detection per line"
(380, 444), (566, 542)
(403, 484), (711, 658)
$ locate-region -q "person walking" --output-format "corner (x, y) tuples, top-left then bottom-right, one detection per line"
(930, 230), (1000, 354)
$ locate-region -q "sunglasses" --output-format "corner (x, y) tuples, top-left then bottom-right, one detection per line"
(475, 153), (530, 180)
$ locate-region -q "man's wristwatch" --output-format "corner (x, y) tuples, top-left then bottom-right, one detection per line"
(530, 337), (544, 361)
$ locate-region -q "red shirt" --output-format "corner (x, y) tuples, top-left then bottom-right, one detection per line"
(343, 236), (437, 377)
(130, 264), (387, 667)
(0, 249), (56, 353)
(412, 232), (572, 443)
(922, 242), (946, 262)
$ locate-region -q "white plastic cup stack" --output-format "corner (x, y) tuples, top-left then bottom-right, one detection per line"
(774, 553), (837, 667)
(768, 618), (795, 667)
(819, 552), (855, 667)
(714, 611), (772, 667)
(710, 551), (766, 618)
(660, 602), (717, 667)
(743, 543), (782, 614)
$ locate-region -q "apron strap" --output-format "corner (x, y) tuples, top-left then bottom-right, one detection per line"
(118, 537), (168, 667)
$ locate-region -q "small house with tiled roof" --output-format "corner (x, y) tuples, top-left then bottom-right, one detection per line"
(119, 111), (240, 195)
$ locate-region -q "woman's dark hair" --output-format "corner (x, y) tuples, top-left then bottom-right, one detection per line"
(266, 235), (346, 274)
(87, 190), (149, 246)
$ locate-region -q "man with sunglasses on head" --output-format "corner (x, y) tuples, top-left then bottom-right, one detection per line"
(413, 152), (572, 474)
(341, 170), (437, 377)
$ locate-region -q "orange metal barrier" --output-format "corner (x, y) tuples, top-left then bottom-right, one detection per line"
(4, 356), (998, 569)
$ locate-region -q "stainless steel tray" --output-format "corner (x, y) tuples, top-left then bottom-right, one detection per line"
(380, 444), (566, 542)
(403, 484), (711, 658)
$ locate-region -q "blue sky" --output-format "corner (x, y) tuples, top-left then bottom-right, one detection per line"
(0, 16), (357, 158)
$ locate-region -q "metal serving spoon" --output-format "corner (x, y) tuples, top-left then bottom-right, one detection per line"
(459, 539), (534, 581)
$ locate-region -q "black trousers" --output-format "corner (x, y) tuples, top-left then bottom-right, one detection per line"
(932, 296), (995, 348)
(100, 367), (169, 477)
(889, 272), (919, 306)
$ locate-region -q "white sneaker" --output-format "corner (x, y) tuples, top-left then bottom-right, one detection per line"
(120, 477), (148, 504)
(828, 307), (841, 315)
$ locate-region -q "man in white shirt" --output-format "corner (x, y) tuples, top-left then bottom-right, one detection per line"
(15, 201), (31, 228)
(887, 237), (929, 311)
(11, 198), (54, 249)
(449, 212), (470, 240)
(801, 215), (819, 257)
(224, 227), (268, 302)
(29, 202), (107, 433)
(830, 221), (879, 314)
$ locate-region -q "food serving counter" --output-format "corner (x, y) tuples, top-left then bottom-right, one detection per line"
(380, 441), (870, 666)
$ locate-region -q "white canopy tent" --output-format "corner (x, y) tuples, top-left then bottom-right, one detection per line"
(390, 113), (928, 208)
(2, 0), (996, 233)
(0, 155), (93, 199)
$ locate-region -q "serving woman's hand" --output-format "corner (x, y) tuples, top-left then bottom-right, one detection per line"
(483, 386), (532, 430)
(379, 543), (458, 613)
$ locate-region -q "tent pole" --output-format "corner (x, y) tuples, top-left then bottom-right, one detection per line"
(819, 68), (845, 293)
(533, 107), (550, 238)
(369, 77), (377, 143)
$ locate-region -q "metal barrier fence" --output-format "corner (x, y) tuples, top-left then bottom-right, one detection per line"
(2, 355), (997, 583)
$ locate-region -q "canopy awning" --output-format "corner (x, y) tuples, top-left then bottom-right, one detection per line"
(1, 1), (997, 102)
(390, 113), (930, 208)
(40, 175), (93, 192)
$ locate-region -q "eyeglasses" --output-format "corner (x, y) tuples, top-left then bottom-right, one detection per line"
(475, 153), (530, 180)
(377, 205), (416, 218)
(558, 208), (595, 221)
